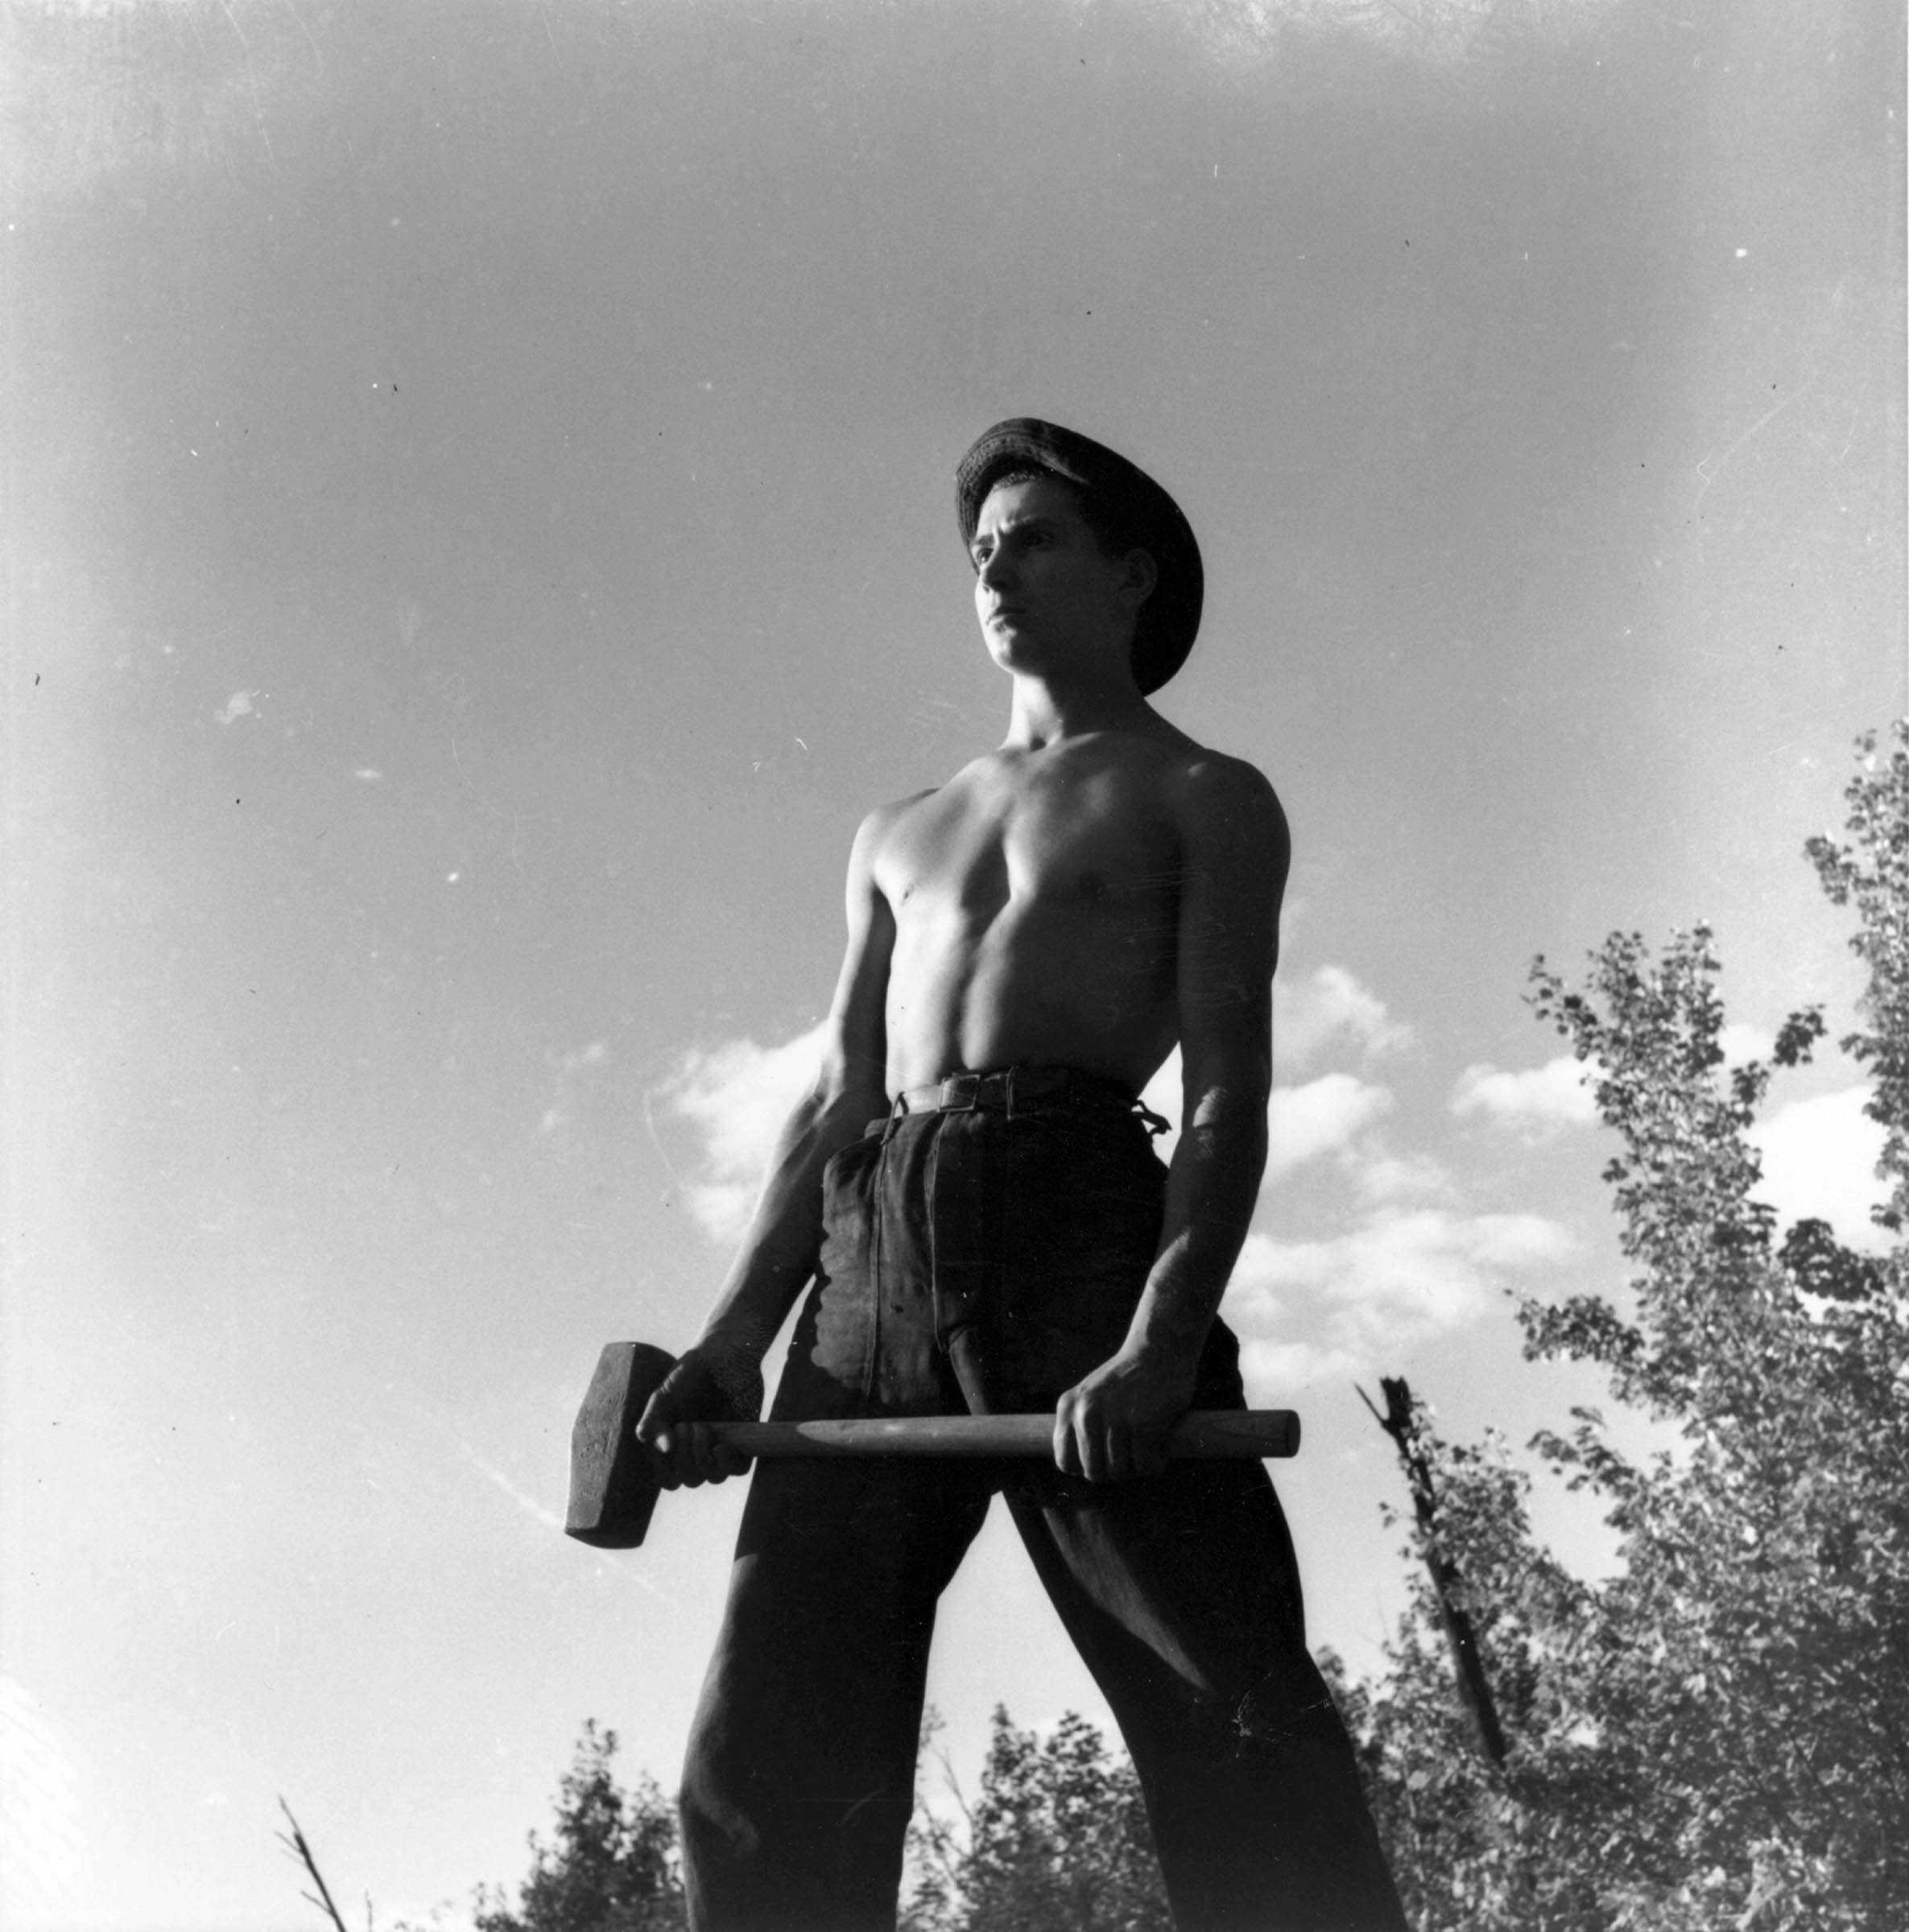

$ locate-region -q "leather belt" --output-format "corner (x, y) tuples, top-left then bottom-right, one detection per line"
(891, 1067), (1166, 1133)
(898, 1067), (1070, 1114)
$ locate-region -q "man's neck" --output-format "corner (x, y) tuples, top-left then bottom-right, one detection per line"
(1002, 668), (1155, 749)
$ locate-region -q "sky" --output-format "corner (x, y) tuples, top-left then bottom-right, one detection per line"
(2, 0), (1903, 1925)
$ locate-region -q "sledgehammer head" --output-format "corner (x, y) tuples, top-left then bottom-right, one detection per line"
(565, 1341), (676, 1548)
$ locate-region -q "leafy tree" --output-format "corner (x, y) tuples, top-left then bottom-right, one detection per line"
(1808, 729), (1909, 1232)
(903, 1707), (1171, 1932)
(1345, 727), (1909, 1929)
(462, 1706), (1165, 1932)
(472, 1722), (687, 1932)
(1324, 1426), (1610, 1930)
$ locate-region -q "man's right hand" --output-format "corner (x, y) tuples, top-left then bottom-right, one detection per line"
(634, 1343), (766, 1490)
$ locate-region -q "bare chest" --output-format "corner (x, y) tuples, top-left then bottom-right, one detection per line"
(879, 762), (1182, 929)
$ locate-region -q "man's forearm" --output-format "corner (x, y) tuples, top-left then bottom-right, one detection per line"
(691, 1077), (886, 1360)
(635, 1070), (885, 1486)
(1123, 1088), (1268, 1365)
(1053, 1082), (1267, 1481)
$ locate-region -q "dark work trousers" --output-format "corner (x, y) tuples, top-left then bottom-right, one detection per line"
(680, 1069), (1406, 1932)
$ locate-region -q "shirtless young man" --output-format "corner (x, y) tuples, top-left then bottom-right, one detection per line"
(638, 421), (1406, 1932)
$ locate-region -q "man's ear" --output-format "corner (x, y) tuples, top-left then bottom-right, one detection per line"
(1122, 547), (1159, 608)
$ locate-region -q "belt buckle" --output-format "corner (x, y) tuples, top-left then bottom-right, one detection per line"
(939, 1071), (981, 1113)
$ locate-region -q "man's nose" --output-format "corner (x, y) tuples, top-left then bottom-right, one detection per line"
(977, 544), (1014, 590)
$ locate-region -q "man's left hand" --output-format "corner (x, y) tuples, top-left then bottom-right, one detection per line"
(1053, 1346), (1199, 1482)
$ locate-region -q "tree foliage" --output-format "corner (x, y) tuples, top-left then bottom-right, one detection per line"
(903, 1707), (1171, 1932)
(1808, 729), (1909, 1232)
(1345, 726), (1909, 1929)
(472, 1723), (686, 1932)
(462, 1708), (1168, 1932)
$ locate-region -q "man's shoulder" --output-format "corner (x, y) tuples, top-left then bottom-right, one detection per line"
(857, 753), (1004, 834)
(848, 784), (944, 868)
(1147, 732), (1286, 838)
(1151, 739), (1290, 919)
(859, 785), (942, 832)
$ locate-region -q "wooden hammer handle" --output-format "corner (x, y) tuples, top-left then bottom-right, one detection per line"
(709, 1410), (1300, 1459)
(565, 1340), (1306, 1549)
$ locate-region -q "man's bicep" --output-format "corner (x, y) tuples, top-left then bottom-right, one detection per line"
(817, 810), (898, 1096)
(1175, 764), (1287, 1096)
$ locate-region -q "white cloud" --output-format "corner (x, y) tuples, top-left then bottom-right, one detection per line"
(215, 689), (258, 724)
(1350, 1150), (1457, 1209)
(1141, 1053), (1394, 1179)
(1242, 1209), (1572, 1321)
(1145, 964), (1412, 1174)
(1267, 1072), (1394, 1180)
(658, 1022), (828, 1241)
(1750, 1087), (1888, 1251)
(1450, 1055), (1598, 1138)
(1228, 1210), (1578, 1397)
(1229, 1232), (1291, 1309)
(1275, 965), (1412, 1074)
(1238, 1335), (1357, 1393)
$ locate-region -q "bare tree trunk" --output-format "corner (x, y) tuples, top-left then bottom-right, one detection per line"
(1362, 1376), (1508, 1765)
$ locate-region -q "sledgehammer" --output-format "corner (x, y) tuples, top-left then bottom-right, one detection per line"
(566, 1341), (1302, 1549)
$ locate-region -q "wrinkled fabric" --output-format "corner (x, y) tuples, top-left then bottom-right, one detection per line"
(680, 1075), (1407, 1932)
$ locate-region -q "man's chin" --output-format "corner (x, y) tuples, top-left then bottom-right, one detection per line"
(985, 631), (1057, 675)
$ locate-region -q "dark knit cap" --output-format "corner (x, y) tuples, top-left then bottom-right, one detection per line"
(956, 418), (1204, 695)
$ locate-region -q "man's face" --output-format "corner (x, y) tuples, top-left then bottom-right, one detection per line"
(969, 475), (1152, 682)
